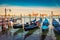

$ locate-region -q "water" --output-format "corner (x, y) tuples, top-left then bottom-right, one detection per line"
(45, 29), (56, 40)
(25, 29), (41, 40)
(0, 17), (60, 40)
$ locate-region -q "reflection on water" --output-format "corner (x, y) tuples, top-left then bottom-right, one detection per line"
(24, 28), (39, 40)
(0, 27), (41, 40)
(0, 17), (60, 40)
(25, 29), (41, 40)
(0, 27), (60, 40)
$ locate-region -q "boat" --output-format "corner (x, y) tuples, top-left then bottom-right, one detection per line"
(10, 18), (14, 22)
(12, 18), (22, 29)
(42, 18), (49, 31)
(24, 18), (42, 31)
(13, 18), (42, 31)
(52, 19), (60, 34)
(13, 23), (22, 29)
(38, 17), (42, 23)
(54, 25), (60, 34)
(24, 22), (37, 31)
(31, 18), (36, 22)
(13, 17), (25, 29)
(59, 18), (60, 22)
(24, 18), (37, 31)
(13, 18), (36, 29)
(0, 17), (12, 31)
(52, 18), (59, 27)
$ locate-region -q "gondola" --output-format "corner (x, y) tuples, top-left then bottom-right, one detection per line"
(13, 18), (36, 29)
(42, 18), (49, 31)
(24, 22), (37, 31)
(31, 18), (36, 22)
(38, 17), (42, 23)
(52, 18), (59, 27)
(59, 18), (60, 22)
(13, 23), (22, 29)
(52, 19), (60, 34)
(24, 18), (37, 31)
(54, 25), (60, 34)
(10, 18), (14, 22)
(24, 18), (42, 31)
(12, 18), (23, 29)
(13, 18), (42, 30)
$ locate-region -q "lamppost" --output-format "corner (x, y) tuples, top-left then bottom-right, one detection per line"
(5, 8), (11, 18)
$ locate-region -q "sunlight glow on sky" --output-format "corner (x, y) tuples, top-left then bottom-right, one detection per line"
(0, 6), (60, 17)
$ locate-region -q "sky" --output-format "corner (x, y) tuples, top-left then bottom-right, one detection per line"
(0, 0), (60, 16)
(0, 0), (60, 7)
